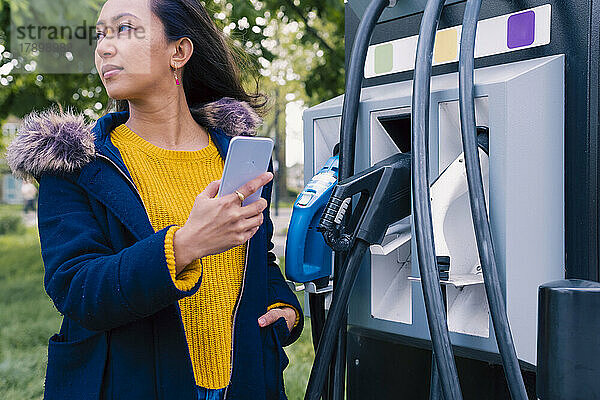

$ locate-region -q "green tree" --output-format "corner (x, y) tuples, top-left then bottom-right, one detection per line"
(224, 0), (344, 106)
(0, 0), (345, 195)
(221, 0), (344, 199)
(0, 0), (109, 122)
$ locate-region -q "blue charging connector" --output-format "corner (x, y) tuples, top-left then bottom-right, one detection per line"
(285, 155), (339, 283)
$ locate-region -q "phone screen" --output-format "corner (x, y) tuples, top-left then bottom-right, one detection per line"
(217, 136), (274, 206)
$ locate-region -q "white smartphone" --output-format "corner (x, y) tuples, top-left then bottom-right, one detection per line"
(216, 136), (274, 206)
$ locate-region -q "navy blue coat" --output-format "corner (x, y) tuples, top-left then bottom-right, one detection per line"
(10, 106), (304, 400)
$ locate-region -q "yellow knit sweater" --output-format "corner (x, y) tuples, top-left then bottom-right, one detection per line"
(110, 124), (299, 389)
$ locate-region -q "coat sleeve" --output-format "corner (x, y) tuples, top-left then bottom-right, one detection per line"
(37, 171), (203, 332)
(262, 159), (305, 347)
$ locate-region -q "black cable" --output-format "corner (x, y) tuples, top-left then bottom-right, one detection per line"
(308, 292), (331, 400)
(332, 248), (347, 400)
(309, 293), (326, 352)
(429, 294), (448, 400)
(330, 143), (343, 400)
(332, 320), (346, 400)
(304, 240), (370, 400)
(430, 262), (449, 400)
(457, 0), (528, 398)
(338, 0), (391, 179)
(430, 358), (442, 399)
(412, 0), (463, 398)
(325, 1), (391, 399)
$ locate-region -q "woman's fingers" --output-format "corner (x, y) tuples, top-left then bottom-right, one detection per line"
(238, 225), (260, 244)
(239, 198), (268, 218)
(197, 180), (221, 200)
(238, 213), (263, 231)
(183, 174), (270, 257)
(258, 308), (285, 327)
(235, 172), (273, 200)
(257, 308), (295, 332)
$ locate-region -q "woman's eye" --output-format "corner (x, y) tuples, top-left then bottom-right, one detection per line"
(95, 24), (134, 41)
(118, 24), (134, 33)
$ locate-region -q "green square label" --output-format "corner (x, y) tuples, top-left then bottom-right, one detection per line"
(374, 43), (393, 74)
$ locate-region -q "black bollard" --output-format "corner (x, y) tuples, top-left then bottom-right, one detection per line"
(537, 279), (600, 400)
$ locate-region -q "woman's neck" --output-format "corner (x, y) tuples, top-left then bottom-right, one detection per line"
(124, 95), (209, 151)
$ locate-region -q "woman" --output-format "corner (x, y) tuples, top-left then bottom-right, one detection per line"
(5, 0), (304, 399)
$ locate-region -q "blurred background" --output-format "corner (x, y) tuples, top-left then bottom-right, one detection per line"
(0, 0), (345, 398)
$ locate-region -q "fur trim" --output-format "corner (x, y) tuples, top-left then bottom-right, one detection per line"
(6, 106), (96, 182)
(190, 96), (263, 137)
(5, 97), (263, 182)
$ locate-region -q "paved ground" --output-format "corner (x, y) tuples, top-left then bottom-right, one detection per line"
(22, 211), (37, 227)
(269, 207), (293, 259)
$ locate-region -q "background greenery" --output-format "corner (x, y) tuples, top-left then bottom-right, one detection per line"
(0, 0), (345, 202)
(0, 223), (58, 399)
(0, 209), (315, 399)
(0, 0), (344, 396)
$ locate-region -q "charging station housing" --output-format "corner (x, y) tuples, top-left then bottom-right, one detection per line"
(299, 1), (599, 398)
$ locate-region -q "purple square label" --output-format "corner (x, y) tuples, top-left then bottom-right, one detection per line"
(507, 11), (536, 49)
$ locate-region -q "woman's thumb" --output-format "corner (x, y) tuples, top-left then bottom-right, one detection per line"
(199, 179), (221, 199)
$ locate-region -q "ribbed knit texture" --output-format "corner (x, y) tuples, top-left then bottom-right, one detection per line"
(110, 124), (246, 389)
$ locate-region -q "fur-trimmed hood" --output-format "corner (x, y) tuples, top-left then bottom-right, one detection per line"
(5, 96), (263, 182)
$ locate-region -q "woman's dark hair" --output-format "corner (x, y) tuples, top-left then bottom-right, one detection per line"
(104, 0), (270, 124)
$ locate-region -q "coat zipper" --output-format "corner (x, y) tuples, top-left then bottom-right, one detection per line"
(224, 240), (250, 400)
(96, 153), (152, 225)
(99, 151), (251, 399)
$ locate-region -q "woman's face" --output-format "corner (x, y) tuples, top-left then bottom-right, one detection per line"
(94, 0), (175, 101)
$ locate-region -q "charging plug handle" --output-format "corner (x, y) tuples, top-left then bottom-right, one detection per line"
(318, 153), (411, 250)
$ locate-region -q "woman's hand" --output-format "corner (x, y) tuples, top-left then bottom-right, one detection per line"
(258, 307), (296, 333)
(173, 172), (273, 273)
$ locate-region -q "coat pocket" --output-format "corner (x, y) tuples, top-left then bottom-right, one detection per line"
(262, 317), (291, 400)
(271, 317), (290, 371)
(44, 331), (108, 400)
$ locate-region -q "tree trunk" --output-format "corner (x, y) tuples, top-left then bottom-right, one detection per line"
(273, 85), (287, 206)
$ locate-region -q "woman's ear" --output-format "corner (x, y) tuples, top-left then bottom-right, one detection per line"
(171, 37), (193, 68)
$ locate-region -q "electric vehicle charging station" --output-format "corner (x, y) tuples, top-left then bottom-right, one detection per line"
(286, 0), (599, 399)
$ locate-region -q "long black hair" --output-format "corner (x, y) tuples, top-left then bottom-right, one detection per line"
(104, 0), (270, 122)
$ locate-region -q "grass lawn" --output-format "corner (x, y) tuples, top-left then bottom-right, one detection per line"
(0, 223), (315, 399)
(282, 292), (314, 399)
(0, 226), (62, 399)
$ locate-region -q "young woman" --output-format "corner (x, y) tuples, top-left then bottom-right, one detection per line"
(6, 0), (304, 399)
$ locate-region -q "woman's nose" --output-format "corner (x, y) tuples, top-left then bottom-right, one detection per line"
(96, 33), (116, 58)
(97, 43), (113, 58)
(97, 46), (111, 59)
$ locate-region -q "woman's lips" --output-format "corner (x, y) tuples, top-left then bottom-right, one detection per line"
(103, 68), (122, 78)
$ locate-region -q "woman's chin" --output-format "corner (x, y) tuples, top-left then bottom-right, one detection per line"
(104, 87), (130, 101)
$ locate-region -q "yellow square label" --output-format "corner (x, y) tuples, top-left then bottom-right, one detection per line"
(434, 28), (458, 64)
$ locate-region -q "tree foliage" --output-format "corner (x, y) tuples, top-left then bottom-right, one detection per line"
(0, 0), (344, 119)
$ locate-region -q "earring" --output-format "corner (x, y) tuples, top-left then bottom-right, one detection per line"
(172, 66), (180, 86)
